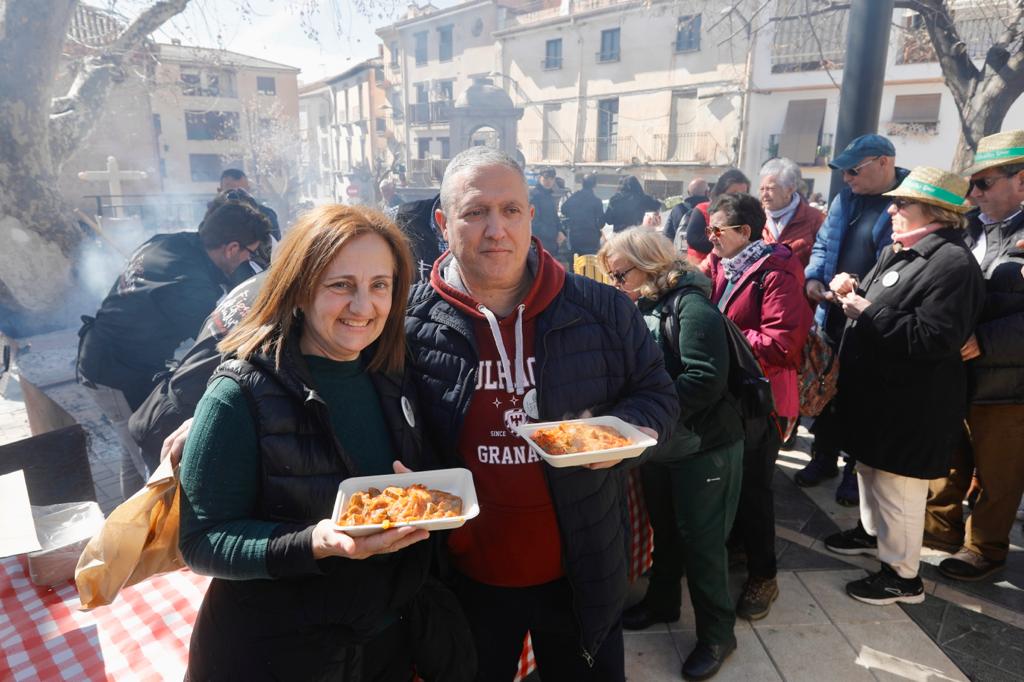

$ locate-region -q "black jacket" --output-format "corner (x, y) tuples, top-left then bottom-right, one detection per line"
(604, 183), (661, 233)
(837, 228), (985, 479)
(663, 195), (708, 243)
(561, 187), (605, 255)
(530, 184), (562, 252)
(128, 273), (265, 471)
(405, 271), (678, 661)
(394, 195), (445, 283)
(962, 209), (1024, 404)
(184, 338), (439, 680)
(76, 232), (229, 409)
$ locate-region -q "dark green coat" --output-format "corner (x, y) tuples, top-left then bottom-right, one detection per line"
(642, 271), (744, 460)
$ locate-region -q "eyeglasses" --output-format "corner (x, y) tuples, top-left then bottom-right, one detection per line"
(608, 266), (635, 285)
(968, 174), (1010, 193)
(705, 224), (744, 238)
(241, 244), (261, 259)
(842, 157), (879, 177)
(890, 198), (920, 211)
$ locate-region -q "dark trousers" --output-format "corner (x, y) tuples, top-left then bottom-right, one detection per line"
(453, 575), (625, 682)
(640, 440), (743, 645)
(735, 417), (782, 579)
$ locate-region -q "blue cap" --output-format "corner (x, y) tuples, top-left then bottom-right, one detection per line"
(828, 134), (896, 170)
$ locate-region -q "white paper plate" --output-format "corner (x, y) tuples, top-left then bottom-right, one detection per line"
(513, 415), (657, 468)
(331, 468), (480, 537)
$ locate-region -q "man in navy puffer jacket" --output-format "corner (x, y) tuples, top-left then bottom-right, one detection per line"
(405, 146), (678, 682)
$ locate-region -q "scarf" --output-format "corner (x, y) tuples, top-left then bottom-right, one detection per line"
(722, 240), (773, 282)
(892, 222), (944, 251)
(765, 193), (801, 239)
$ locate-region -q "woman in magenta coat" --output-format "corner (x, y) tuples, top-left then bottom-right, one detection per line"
(701, 192), (811, 622)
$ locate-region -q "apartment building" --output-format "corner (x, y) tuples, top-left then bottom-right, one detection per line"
(743, 1), (1024, 196)
(496, 0), (756, 198)
(298, 58), (395, 205)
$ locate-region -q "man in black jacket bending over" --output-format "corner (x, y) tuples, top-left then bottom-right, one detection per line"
(405, 146), (678, 681)
(77, 192), (271, 496)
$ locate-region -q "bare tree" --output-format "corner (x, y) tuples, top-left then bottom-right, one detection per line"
(228, 96), (302, 222)
(0, 0), (189, 333)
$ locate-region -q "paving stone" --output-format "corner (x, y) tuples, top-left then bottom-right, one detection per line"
(936, 603), (1024, 674)
(623, 630), (682, 681)
(838, 620), (968, 681)
(900, 594), (949, 639)
(796, 569), (912, 625)
(756, 623), (874, 681)
(777, 540), (852, 571)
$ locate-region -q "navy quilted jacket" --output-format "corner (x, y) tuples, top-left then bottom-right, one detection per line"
(405, 271), (678, 661)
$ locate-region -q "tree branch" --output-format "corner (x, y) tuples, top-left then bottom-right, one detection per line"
(48, 0), (191, 167)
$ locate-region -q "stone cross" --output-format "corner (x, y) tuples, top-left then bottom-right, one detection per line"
(78, 156), (148, 216)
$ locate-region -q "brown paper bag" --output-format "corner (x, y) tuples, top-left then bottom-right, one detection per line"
(75, 458), (185, 608)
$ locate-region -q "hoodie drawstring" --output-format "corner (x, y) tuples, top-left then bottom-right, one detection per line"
(478, 303), (527, 395)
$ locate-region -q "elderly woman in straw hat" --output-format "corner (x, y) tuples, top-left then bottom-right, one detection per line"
(820, 167), (985, 605)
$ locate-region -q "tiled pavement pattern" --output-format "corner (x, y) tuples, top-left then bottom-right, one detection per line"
(3, 349), (1022, 680)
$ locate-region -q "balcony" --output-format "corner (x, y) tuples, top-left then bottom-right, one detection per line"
(579, 136), (648, 163)
(896, 9), (1010, 64)
(407, 100), (453, 125)
(530, 138), (570, 161)
(652, 132), (719, 164)
(408, 158), (450, 185)
(770, 9), (846, 73)
(767, 133), (833, 166)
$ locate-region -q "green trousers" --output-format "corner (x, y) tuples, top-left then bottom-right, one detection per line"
(640, 439), (743, 646)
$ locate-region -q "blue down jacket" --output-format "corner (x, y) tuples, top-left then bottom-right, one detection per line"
(405, 271), (678, 663)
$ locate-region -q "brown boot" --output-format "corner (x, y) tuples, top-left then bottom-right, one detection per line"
(938, 549), (1005, 582)
(736, 576), (779, 621)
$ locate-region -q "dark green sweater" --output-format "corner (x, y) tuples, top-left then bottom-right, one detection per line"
(179, 355), (395, 579)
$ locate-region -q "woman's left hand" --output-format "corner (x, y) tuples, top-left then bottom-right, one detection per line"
(839, 292), (871, 320)
(311, 520), (429, 560)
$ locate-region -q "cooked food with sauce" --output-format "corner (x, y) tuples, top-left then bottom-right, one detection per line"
(531, 422), (632, 455)
(338, 484), (463, 527)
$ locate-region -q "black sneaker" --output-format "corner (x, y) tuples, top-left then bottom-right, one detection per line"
(846, 564), (924, 605)
(824, 523), (877, 557)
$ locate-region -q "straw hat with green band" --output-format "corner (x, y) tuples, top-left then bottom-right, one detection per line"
(962, 129), (1024, 176)
(883, 166), (970, 213)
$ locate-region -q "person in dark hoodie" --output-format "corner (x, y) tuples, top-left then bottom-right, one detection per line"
(405, 146), (679, 682)
(178, 204), (472, 681)
(561, 172), (606, 255)
(599, 229), (743, 681)
(604, 175), (662, 233)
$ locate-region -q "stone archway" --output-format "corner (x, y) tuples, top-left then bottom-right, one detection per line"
(449, 78), (523, 159)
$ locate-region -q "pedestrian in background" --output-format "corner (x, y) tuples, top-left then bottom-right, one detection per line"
(684, 170), (750, 266)
(758, 158), (824, 268)
(561, 173), (605, 255)
(604, 175), (662, 232)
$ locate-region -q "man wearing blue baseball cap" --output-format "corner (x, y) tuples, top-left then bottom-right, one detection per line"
(798, 134), (910, 505)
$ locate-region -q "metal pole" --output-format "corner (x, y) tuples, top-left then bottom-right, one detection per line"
(829, 0), (894, 201)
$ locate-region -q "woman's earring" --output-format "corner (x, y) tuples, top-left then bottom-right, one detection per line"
(293, 307), (302, 319)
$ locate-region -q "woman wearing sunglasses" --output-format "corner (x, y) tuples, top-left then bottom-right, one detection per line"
(701, 193), (812, 622)
(822, 167), (985, 605)
(598, 229), (744, 681)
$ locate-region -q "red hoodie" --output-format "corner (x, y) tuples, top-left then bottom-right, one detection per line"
(430, 239), (567, 587)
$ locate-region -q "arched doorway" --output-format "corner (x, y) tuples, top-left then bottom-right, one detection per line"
(469, 125), (501, 149)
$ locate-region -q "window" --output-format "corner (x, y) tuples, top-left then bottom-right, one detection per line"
(545, 39), (563, 70)
(180, 68), (236, 97)
(152, 113), (162, 135)
(438, 25), (453, 62)
(189, 154), (222, 182)
(599, 28), (620, 62)
(389, 41), (400, 67)
(436, 79), (454, 102)
(597, 98), (619, 161)
(439, 137), (450, 159)
(414, 31), (428, 65)
(376, 117), (387, 133)
(892, 94), (941, 124)
(180, 68), (201, 96)
(185, 111), (240, 140)
(778, 99), (827, 164)
(417, 138), (431, 159)
(675, 14), (701, 52)
(256, 76), (276, 95)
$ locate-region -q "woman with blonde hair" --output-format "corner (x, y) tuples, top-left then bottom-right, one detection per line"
(599, 229), (744, 681)
(179, 204), (458, 680)
(822, 167), (985, 605)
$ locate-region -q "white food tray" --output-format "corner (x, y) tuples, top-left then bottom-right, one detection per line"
(513, 415), (657, 468)
(331, 468), (479, 537)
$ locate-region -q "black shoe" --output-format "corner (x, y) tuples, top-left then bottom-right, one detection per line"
(794, 453), (839, 487)
(824, 523), (877, 557)
(681, 639), (737, 681)
(938, 550), (1005, 582)
(736, 576), (778, 621)
(846, 564), (924, 605)
(622, 601), (680, 630)
(835, 459), (859, 506)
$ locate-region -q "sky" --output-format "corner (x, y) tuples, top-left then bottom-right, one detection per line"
(136, 0), (461, 84)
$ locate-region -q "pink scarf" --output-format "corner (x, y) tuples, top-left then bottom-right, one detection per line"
(893, 222), (944, 251)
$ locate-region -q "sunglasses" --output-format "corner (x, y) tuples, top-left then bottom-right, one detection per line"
(890, 198), (920, 210)
(968, 174), (1010, 193)
(608, 266), (635, 285)
(705, 224), (744, 238)
(842, 157), (879, 177)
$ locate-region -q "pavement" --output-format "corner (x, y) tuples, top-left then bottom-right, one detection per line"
(2, 367), (1022, 681)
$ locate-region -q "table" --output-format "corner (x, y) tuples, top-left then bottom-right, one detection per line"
(0, 472), (652, 681)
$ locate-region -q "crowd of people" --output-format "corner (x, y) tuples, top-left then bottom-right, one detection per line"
(71, 128), (1023, 681)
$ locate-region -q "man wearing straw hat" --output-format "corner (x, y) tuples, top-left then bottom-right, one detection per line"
(821, 166), (984, 604)
(925, 130), (1024, 581)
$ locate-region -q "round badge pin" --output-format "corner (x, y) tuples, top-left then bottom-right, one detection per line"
(523, 389), (540, 419)
(882, 271), (900, 287)
(401, 396), (416, 428)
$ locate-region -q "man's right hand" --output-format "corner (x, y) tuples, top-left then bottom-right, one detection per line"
(805, 279), (834, 304)
(161, 417), (194, 468)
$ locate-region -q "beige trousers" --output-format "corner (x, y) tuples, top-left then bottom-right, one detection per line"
(858, 463), (931, 579)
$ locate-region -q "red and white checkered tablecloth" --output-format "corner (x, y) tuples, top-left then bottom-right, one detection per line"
(0, 474), (651, 681)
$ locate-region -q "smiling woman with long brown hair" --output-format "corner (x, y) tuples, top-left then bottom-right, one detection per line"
(178, 204), (455, 681)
